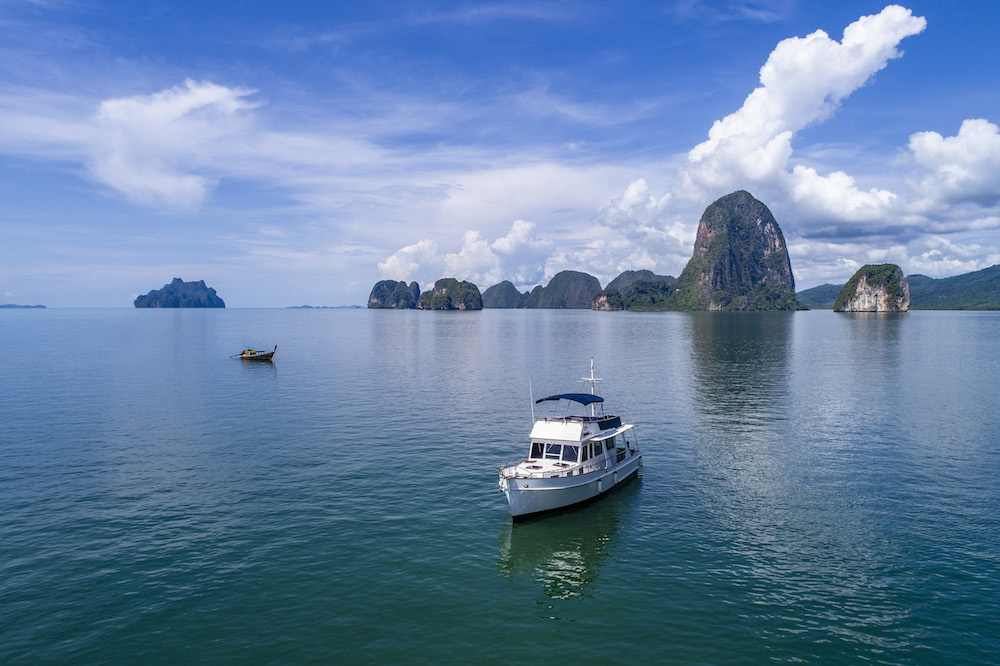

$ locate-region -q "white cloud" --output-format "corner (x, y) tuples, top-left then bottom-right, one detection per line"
(788, 165), (896, 222)
(90, 79), (258, 209)
(909, 118), (1000, 207)
(589, 178), (693, 277)
(376, 239), (439, 282)
(490, 219), (555, 286)
(377, 219), (557, 291)
(683, 5), (926, 223)
(443, 231), (498, 285)
(377, 176), (698, 293)
(594, 178), (671, 229)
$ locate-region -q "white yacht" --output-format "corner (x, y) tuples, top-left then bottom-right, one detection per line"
(498, 361), (642, 520)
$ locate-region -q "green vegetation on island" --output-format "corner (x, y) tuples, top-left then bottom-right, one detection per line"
(134, 278), (225, 308)
(418, 278), (483, 310)
(596, 191), (800, 311)
(833, 264), (909, 312)
(592, 271), (676, 310)
(529, 270), (601, 308)
(481, 280), (529, 308)
(481, 270), (602, 309)
(368, 280), (420, 308)
(605, 269), (675, 295)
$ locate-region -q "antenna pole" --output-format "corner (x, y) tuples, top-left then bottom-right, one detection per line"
(581, 358), (602, 417)
(529, 379), (535, 424)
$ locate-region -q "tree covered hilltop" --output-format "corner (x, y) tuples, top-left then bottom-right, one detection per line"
(833, 264), (910, 312)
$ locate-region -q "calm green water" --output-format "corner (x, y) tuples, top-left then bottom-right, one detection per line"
(2, 309), (998, 663)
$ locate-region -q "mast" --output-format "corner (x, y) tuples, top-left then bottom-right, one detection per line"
(581, 358), (602, 417)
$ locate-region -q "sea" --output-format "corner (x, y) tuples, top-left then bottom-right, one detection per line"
(1, 308), (998, 664)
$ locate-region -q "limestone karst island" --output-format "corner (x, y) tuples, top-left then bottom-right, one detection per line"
(134, 278), (225, 308)
(833, 264), (910, 313)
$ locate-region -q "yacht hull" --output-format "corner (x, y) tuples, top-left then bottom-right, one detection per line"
(501, 455), (641, 520)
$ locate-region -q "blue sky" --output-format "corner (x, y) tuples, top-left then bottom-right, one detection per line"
(1, 1), (999, 307)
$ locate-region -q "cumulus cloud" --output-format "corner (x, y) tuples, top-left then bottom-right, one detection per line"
(904, 236), (1000, 275)
(490, 219), (555, 285)
(376, 238), (440, 282)
(378, 176), (698, 291)
(377, 220), (555, 290)
(589, 178), (693, 276)
(909, 119), (1000, 207)
(90, 79), (258, 209)
(594, 178), (671, 229)
(683, 5), (925, 222)
(788, 166), (896, 223)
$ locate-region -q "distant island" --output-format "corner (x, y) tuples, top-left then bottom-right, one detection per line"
(1, 304), (46, 308)
(833, 264), (909, 312)
(592, 270), (675, 311)
(134, 278), (225, 308)
(369, 278), (483, 310)
(481, 270), (601, 309)
(418, 278), (483, 310)
(368, 280), (421, 309)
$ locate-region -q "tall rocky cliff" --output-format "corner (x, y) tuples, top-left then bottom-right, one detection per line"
(134, 278), (225, 308)
(669, 190), (799, 310)
(834, 264), (910, 312)
(368, 280), (420, 308)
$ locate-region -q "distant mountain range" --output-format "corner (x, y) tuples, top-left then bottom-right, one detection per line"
(0, 303), (46, 308)
(798, 265), (1000, 309)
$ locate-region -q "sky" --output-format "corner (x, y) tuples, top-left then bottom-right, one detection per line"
(1, 1), (999, 307)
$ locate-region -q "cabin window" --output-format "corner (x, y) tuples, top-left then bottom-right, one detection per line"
(581, 445), (589, 461)
(544, 443), (562, 459)
(530, 442), (543, 458)
(605, 440), (614, 452)
(562, 445), (579, 462)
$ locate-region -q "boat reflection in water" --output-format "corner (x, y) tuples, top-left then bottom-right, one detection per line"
(497, 480), (640, 600)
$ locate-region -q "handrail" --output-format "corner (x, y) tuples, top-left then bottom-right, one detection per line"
(499, 451), (637, 480)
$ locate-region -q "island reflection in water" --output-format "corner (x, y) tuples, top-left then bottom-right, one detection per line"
(690, 311), (793, 433)
(497, 480), (640, 600)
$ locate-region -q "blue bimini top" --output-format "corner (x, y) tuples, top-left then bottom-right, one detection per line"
(535, 393), (604, 406)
